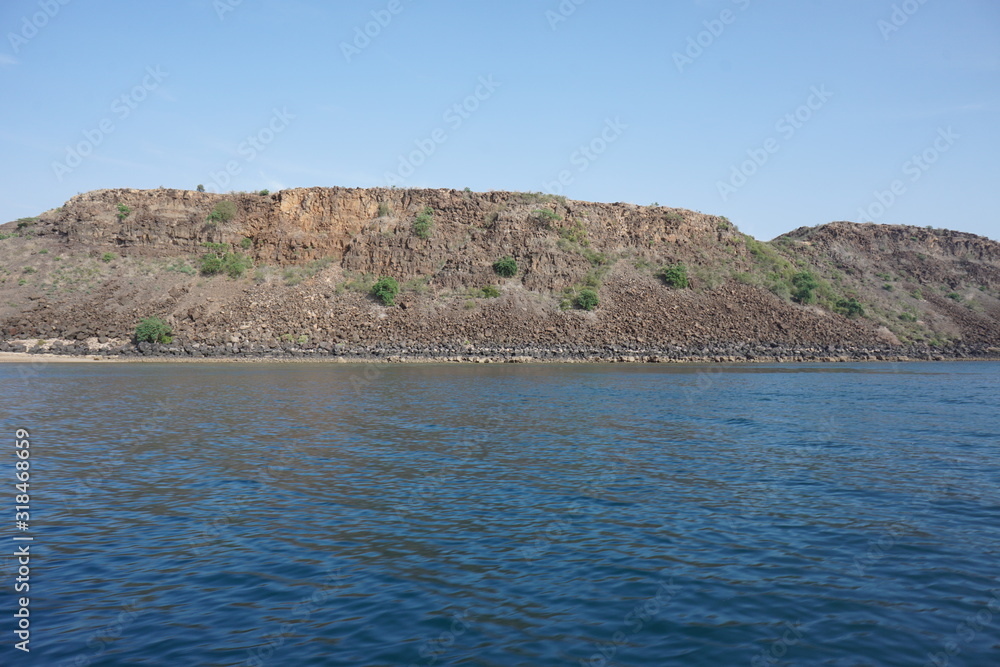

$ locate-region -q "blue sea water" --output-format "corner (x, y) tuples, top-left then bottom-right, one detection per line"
(1, 361), (998, 666)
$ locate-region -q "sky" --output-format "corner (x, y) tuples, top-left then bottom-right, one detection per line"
(1, 0), (998, 241)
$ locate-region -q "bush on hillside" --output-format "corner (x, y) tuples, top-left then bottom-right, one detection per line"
(372, 276), (400, 306)
(575, 288), (600, 311)
(135, 317), (172, 344)
(660, 263), (689, 289)
(493, 256), (517, 278)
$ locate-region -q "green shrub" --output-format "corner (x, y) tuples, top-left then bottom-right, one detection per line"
(135, 316), (172, 344)
(116, 204), (131, 221)
(38, 248), (48, 254)
(196, 184), (206, 192)
(259, 189), (270, 196)
(222, 252), (251, 278)
(101, 252), (116, 263)
(207, 200), (237, 224)
(493, 256), (518, 278)
(946, 292), (962, 301)
(481, 285), (500, 298)
(16, 218), (37, 229)
(898, 312), (918, 323)
(413, 206), (433, 239)
(199, 249), (251, 278)
(372, 276), (400, 306)
(575, 288), (600, 311)
(239, 237), (252, 250)
(834, 297), (864, 318)
(660, 263), (689, 289)
(377, 202), (391, 217)
(791, 271), (819, 304)
(200, 254), (224, 275)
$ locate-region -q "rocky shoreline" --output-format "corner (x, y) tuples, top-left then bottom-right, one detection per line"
(2, 338), (997, 363)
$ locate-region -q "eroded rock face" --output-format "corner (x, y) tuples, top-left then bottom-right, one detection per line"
(44, 187), (731, 280)
(0, 187), (997, 354)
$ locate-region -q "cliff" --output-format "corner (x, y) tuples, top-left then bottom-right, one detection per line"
(1, 187), (998, 360)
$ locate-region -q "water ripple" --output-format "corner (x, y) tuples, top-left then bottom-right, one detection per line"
(0, 362), (998, 666)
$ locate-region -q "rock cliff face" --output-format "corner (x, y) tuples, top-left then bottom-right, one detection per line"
(1, 187), (998, 359)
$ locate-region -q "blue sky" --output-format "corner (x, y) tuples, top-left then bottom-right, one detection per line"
(1, 0), (997, 241)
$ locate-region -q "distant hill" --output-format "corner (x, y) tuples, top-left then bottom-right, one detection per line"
(0, 187), (997, 360)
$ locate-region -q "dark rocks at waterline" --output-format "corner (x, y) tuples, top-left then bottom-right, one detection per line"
(2, 339), (997, 363)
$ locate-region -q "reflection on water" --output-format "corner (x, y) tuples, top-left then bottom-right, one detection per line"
(1, 362), (998, 666)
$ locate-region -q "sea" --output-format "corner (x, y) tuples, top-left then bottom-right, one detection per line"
(1, 361), (998, 666)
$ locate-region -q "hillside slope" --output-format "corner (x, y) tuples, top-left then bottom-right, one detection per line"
(1, 187), (997, 360)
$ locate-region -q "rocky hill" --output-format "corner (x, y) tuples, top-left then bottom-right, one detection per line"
(0, 187), (998, 361)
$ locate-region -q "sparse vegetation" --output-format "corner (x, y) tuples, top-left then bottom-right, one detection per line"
(116, 204), (131, 221)
(281, 256), (336, 286)
(946, 292), (962, 301)
(200, 246), (252, 278)
(660, 263), (689, 289)
(582, 248), (609, 266)
(166, 260), (196, 275)
(239, 237), (252, 250)
(258, 189), (270, 196)
(517, 191), (567, 206)
(206, 200), (237, 224)
(377, 202), (391, 217)
(557, 220), (589, 245)
(196, 184), (206, 192)
(533, 209), (562, 224)
(101, 252), (116, 263)
(413, 206), (433, 239)
(493, 256), (518, 278)
(335, 271), (376, 293)
(481, 285), (500, 298)
(372, 276), (400, 306)
(16, 218), (37, 229)
(134, 317), (173, 344)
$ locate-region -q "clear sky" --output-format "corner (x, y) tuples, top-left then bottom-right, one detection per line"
(1, 0), (997, 241)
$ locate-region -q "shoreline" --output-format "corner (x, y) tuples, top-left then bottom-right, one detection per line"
(2, 342), (998, 365)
